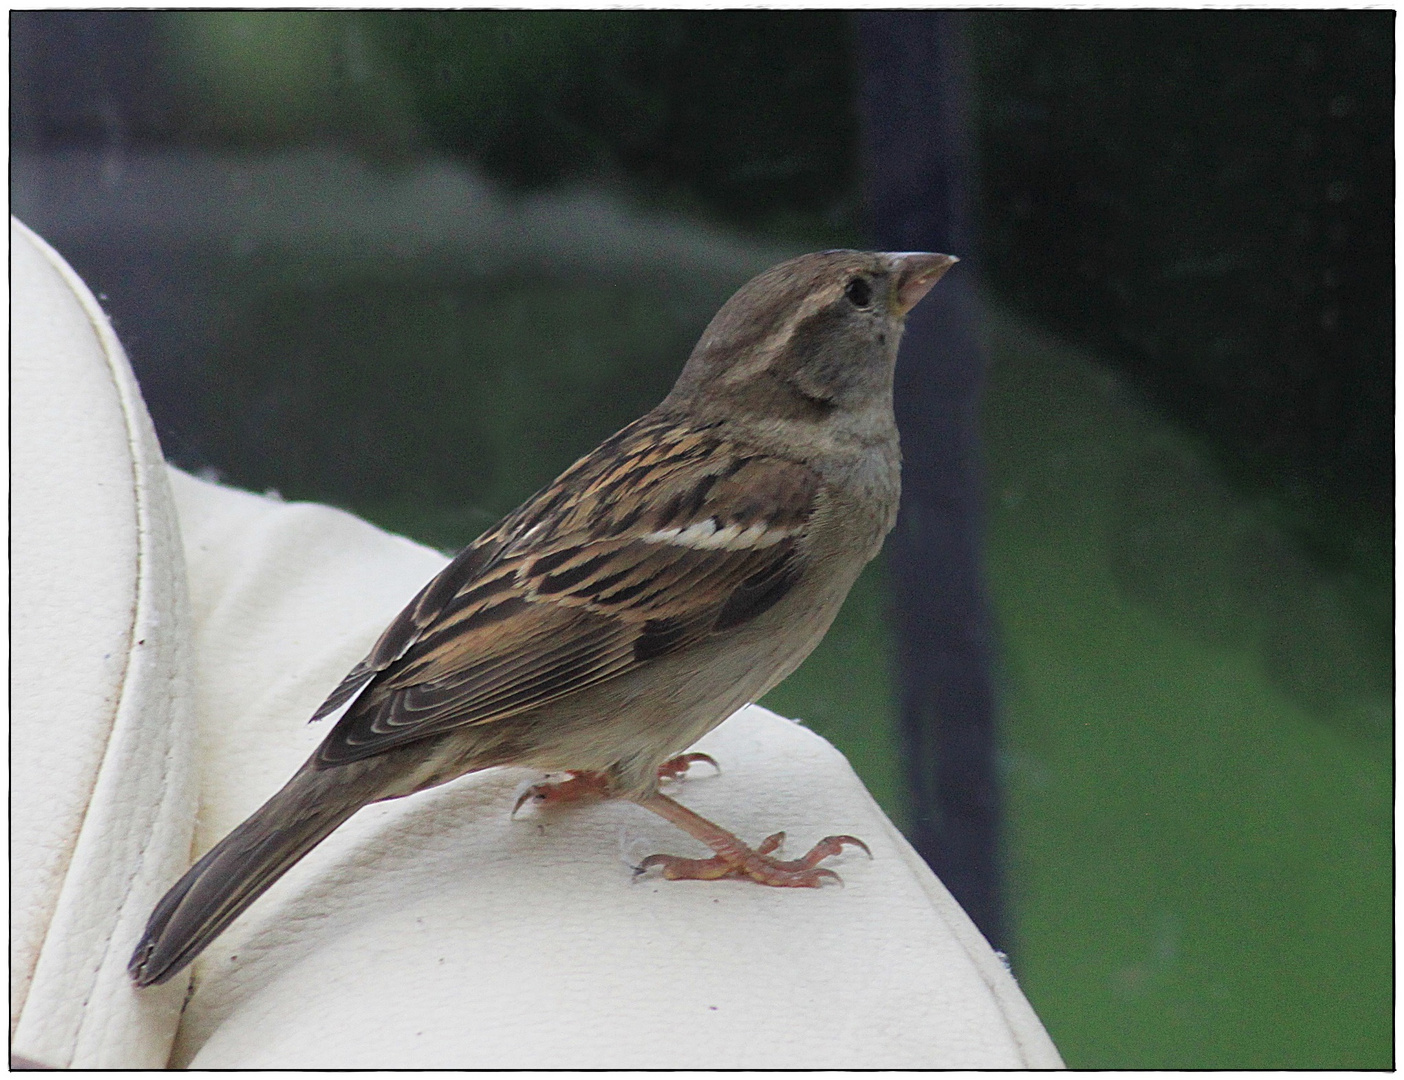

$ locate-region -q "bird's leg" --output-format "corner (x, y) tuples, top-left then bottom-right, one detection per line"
(630, 791), (870, 887)
(513, 754), (719, 816)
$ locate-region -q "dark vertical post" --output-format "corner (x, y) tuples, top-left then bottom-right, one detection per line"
(856, 11), (1004, 950)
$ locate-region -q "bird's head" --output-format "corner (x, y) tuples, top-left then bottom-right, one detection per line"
(665, 250), (957, 429)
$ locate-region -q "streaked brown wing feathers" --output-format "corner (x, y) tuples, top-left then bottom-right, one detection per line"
(314, 418), (821, 766)
(307, 536), (508, 722)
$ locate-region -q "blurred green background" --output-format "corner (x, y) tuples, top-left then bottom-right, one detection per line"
(11, 11), (1391, 1068)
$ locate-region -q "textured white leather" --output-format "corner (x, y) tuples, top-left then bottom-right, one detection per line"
(10, 218), (198, 1068)
(166, 471), (1063, 1069)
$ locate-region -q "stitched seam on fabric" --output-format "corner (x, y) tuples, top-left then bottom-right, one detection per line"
(80, 267), (199, 1067)
(11, 225), (145, 1064)
(24, 223), (165, 1064)
(71, 252), (168, 1063)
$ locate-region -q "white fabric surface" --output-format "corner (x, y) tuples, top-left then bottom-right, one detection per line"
(9, 216), (1062, 1068)
(10, 218), (198, 1067)
(167, 471), (1062, 1070)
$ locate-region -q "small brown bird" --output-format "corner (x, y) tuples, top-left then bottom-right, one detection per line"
(128, 248), (956, 988)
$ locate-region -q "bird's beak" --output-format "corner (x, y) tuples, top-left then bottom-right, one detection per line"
(886, 252), (959, 316)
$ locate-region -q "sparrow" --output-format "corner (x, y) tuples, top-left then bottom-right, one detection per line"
(129, 248), (957, 988)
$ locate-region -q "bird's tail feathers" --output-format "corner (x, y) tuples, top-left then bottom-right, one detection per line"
(128, 768), (364, 988)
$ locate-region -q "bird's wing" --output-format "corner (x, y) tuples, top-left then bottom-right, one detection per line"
(312, 416), (822, 766)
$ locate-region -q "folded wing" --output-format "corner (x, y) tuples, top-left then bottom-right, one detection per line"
(313, 416), (821, 766)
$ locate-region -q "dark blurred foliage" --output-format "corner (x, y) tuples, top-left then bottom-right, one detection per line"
(11, 11), (859, 237)
(12, 11), (167, 144)
(971, 11), (1393, 578)
(12, 12), (410, 149)
(198, 269), (720, 543)
(366, 12), (860, 232)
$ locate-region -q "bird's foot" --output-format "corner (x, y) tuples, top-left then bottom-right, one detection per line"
(513, 770), (610, 817)
(635, 827), (871, 887)
(656, 752), (720, 783)
(513, 754), (719, 817)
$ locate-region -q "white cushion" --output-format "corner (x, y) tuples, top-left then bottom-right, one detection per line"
(10, 217), (198, 1068)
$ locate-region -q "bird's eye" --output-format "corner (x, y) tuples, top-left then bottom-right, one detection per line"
(844, 277), (873, 308)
